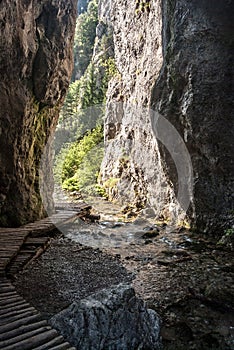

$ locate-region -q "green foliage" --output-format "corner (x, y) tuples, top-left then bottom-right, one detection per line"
(54, 126), (106, 196)
(54, 0), (118, 198)
(57, 61), (107, 149)
(79, 62), (106, 110)
(135, 0), (151, 14)
(74, 142), (104, 189)
(58, 56), (116, 145)
(61, 125), (103, 181)
(101, 57), (119, 97)
(94, 184), (108, 198)
(60, 80), (81, 122)
(73, 0), (98, 79)
(62, 176), (80, 192)
(104, 58), (118, 78)
(224, 228), (234, 236)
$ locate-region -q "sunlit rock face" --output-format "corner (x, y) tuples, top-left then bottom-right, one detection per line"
(100, 0), (234, 233)
(99, 0), (185, 225)
(0, 0), (77, 226)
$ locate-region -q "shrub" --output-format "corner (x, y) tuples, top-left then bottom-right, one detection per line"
(54, 125), (105, 196)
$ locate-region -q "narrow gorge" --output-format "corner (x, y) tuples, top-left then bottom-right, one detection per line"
(1, 0), (233, 233)
(0, 0), (233, 349)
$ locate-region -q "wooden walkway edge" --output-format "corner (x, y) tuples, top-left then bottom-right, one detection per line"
(0, 202), (92, 349)
(0, 278), (75, 350)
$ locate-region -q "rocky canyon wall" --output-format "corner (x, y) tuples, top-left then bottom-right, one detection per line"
(0, 0), (77, 226)
(99, 0), (181, 223)
(152, 0), (234, 232)
(100, 0), (234, 233)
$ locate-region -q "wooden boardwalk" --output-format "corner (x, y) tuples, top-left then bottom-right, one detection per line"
(0, 202), (92, 349)
(0, 278), (75, 349)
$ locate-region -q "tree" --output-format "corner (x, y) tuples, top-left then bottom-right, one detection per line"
(72, 0), (98, 80)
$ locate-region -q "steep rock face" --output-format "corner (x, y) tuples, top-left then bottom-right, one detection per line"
(0, 0), (77, 226)
(99, 0), (181, 221)
(151, 0), (234, 232)
(100, 0), (234, 232)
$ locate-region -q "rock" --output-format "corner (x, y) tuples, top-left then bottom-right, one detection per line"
(49, 283), (161, 350)
(85, 214), (101, 222)
(142, 228), (160, 239)
(216, 229), (234, 251)
(99, 0), (234, 233)
(142, 207), (157, 218)
(144, 239), (153, 245)
(151, 0), (234, 233)
(0, 0), (77, 226)
(205, 283), (234, 308)
(99, 0), (171, 222)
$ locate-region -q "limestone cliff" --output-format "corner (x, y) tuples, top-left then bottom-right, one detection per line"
(0, 0), (77, 226)
(99, 0), (185, 224)
(99, 0), (234, 233)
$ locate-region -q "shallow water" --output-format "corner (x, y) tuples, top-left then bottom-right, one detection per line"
(66, 219), (155, 248)
(64, 197), (158, 250)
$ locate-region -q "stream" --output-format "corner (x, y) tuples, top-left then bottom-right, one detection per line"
(14, 194), (234, 349)
(65, 198), (158, 252)
(62, 197), (234, 349)
(61, 196), (195, 262)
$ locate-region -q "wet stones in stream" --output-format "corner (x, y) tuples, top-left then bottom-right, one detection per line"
(64, 217), (160, 250)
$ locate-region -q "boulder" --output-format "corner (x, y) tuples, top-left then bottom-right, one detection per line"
(50, 283), (161, 349)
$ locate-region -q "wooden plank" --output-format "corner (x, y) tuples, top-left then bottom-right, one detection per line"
(0, 238), (25, 241)
(0, 235), (24, 238)
(49, 344), (76, 350)
(0, 204), (90, 277)
(0, 282), (11, 288)
(0, 309), (38, 325)
(22, 247), (46, 271)
(0, 242), (23, 246)
(0, 302), (29, 315)
(0, 243), (24, 247)
(0, 307), (36, 322)
(0, 329), (59, 350)
(0, 296), (24, 307)
(30, 335), (64, 350)
(0, 326), (52, 348)
(0, 249), (19, 253)
(0, 286), (15, 294)
(0, 320), (47, 341)
(0, 254), (16, 259)
(0, 314), (41, 333)
(0, 261), (9, 268)
(0, 292), (18, 300)
(25, 237), (50, 245)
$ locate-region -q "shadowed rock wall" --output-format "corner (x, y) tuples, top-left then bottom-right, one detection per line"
(151, 0), (234, 232)
(0, 0), (77, 226)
